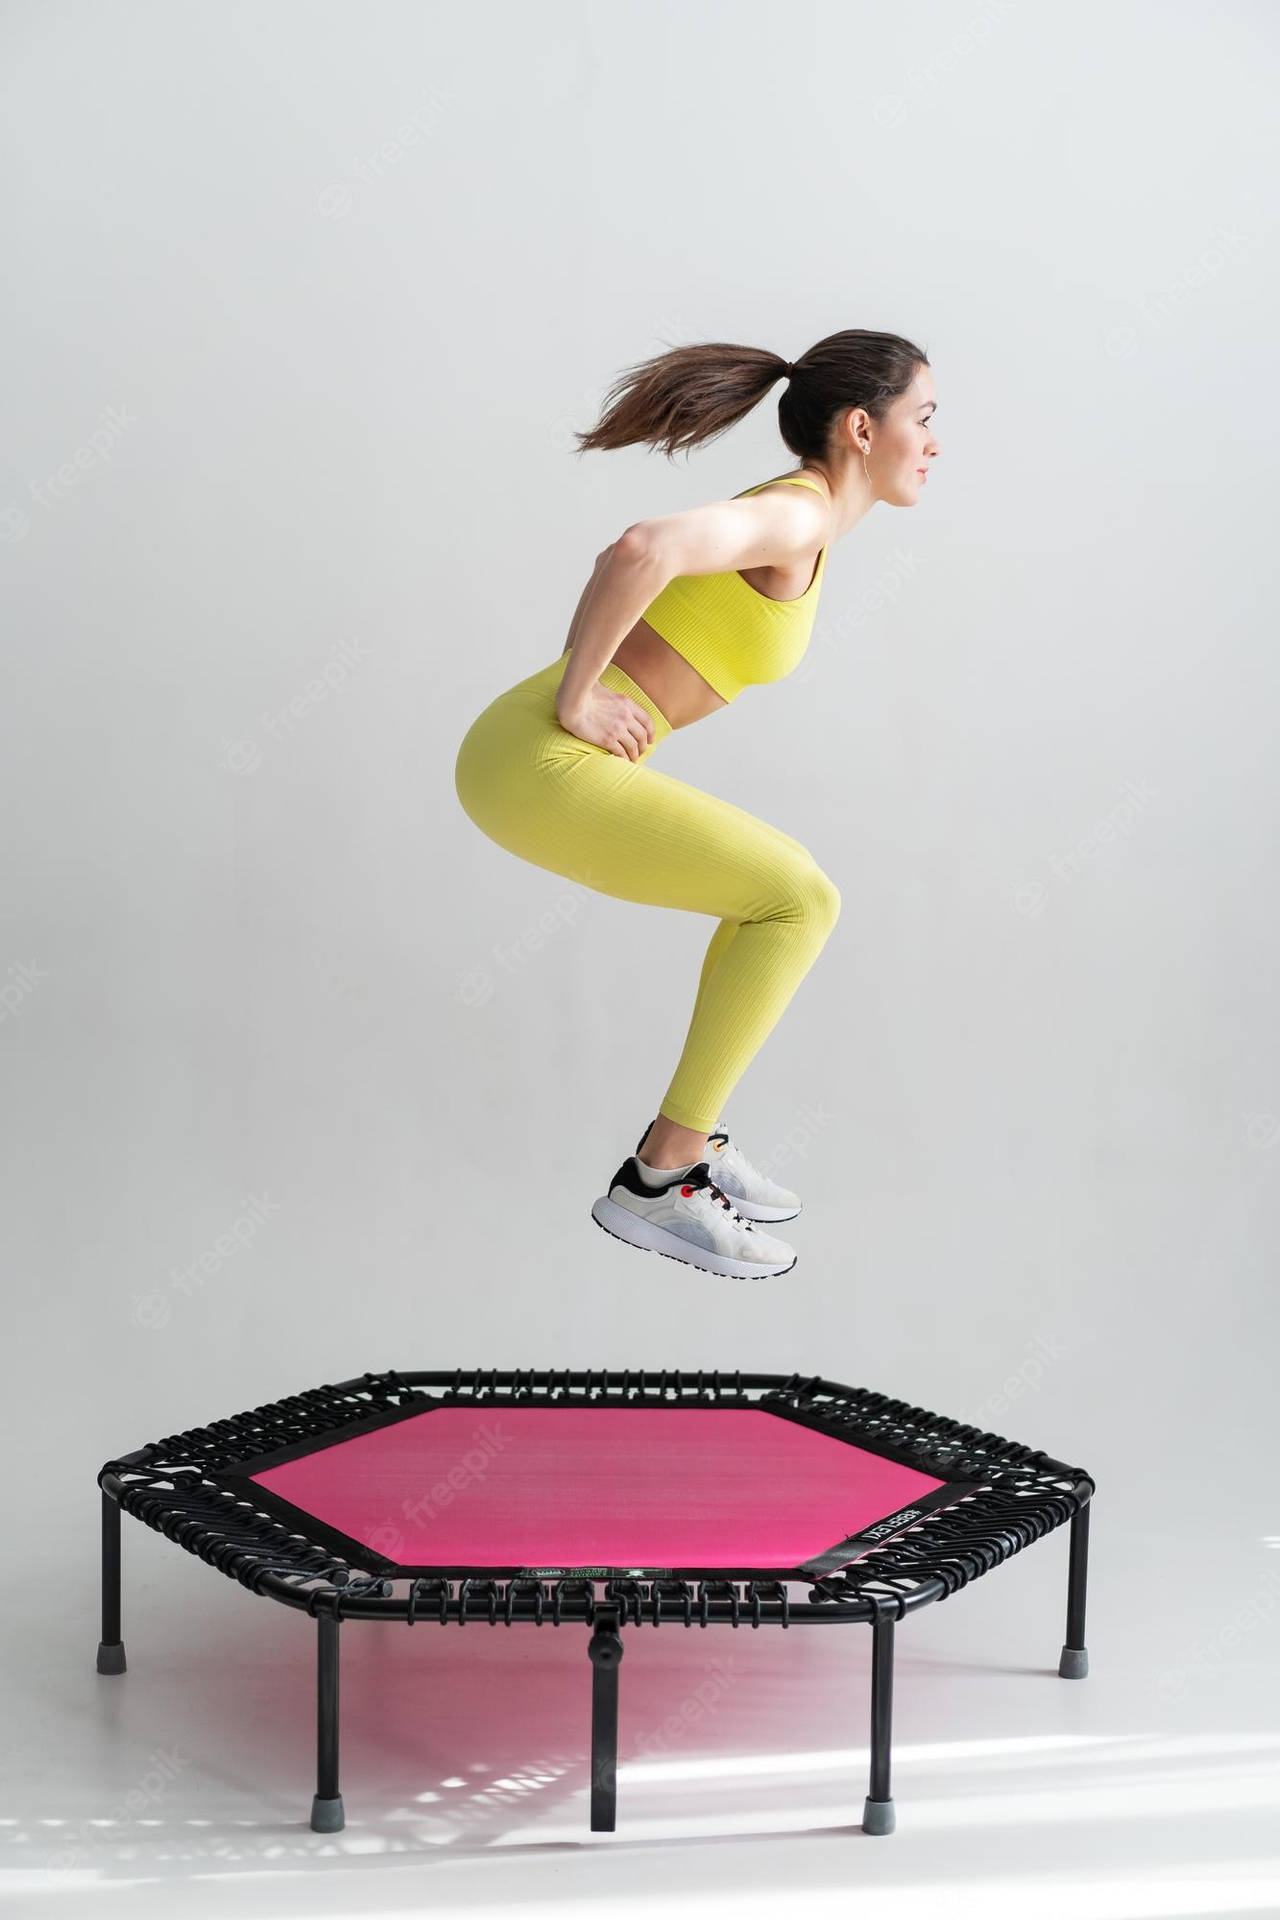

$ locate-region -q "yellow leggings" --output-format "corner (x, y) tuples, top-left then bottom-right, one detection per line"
(453, 654), (841, 1135)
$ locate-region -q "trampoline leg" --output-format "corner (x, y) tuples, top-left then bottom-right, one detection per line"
(861, 1609), (896, 1836)
(310, 1611), (345, 1832)
(588, 1604), (624, 1833)
(96, 1488), (127, 1675)
(1058, 1498), (1091, 1679)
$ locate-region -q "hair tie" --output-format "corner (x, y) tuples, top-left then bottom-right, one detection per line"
(781, 361), (794, 378)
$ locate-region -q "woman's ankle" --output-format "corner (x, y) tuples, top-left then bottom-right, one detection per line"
(638, 1115), (710, 1168)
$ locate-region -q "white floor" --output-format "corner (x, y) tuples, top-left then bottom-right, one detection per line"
(5, 1512), (1280, 1918)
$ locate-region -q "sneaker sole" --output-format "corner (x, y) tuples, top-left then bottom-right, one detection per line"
(590, 1195), (797, 1278)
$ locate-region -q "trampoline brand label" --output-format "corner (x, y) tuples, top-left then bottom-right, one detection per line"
(862, 1507), (924, 1541)
(522, 1568), (611, 1577)
(517, 1567), (675, 1578)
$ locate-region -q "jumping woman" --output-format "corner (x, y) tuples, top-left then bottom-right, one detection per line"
(454, 329), (939, 1279)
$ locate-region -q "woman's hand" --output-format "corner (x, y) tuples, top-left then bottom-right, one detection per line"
(556, 682), (655, 761)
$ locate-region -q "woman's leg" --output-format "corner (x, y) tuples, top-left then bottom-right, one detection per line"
(645, 777), (840, 1132)
(641, 806), (832, 1159)
(637, 921), (738, 1165)
(455, 659), (840, 1140)
(528, 758), (839, 1135)
(684, 803), (820, 1047)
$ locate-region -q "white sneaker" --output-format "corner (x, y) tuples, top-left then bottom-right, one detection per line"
(634, 1117), (801, 1223)
(592, 1158), (797, 1278)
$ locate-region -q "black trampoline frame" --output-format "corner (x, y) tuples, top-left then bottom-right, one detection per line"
(95, 1368), (1095, 1838)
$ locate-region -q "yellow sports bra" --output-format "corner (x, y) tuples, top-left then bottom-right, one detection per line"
(639, 473), (828, 704)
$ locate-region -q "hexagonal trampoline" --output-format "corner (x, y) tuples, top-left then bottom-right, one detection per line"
(96, 1369), (1094, 1839)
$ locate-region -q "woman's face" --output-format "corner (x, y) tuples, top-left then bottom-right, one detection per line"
(866, 366), (939, 506)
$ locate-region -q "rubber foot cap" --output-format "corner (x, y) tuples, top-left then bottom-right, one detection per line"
(862, 1795), (896, 1835)
(310, 1794), (345, 1832)
(1059, 1644), (1089, 1678)
(96, 1641), (126, 1675)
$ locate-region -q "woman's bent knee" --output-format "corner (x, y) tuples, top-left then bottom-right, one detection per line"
(809, 866), (841, 934)
(768, 855), (841, 936)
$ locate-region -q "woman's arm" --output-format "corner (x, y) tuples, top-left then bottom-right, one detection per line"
(639, 484), (829, 581)
(559, 543), (616, 657)
(556, 527), (668, 723)
(557, 486), (828, 725)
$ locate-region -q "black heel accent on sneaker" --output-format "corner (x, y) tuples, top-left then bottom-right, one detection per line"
(610, 1156), (710, 1200)
(608, 1158), (758, 1231)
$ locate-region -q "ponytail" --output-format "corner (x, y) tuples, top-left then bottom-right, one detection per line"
(572, 329), (928, 463)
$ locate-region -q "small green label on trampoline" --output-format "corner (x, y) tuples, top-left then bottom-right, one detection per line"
(518, 1567), (674, 1578)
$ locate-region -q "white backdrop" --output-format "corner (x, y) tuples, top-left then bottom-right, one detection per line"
(4, 1), (1278, 1910)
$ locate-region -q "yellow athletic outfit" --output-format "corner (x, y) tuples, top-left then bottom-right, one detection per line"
(453, 474), (840, 1134)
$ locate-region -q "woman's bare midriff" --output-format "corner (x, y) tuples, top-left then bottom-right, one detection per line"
(613, 618), (727, 729)
(559, 616), (724, 729)
(559, 548), (826, 731)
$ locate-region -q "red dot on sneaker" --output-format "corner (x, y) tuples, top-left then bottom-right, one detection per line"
(681, 1185), (694, 1197)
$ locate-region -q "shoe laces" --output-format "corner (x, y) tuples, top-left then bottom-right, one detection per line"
(679, 1162), (754, 1230)
(709, 1124), (764, 1184)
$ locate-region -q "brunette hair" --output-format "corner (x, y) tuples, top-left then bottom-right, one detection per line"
(572, 328), (929, 462)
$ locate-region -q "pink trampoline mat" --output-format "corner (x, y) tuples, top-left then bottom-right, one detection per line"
(249, 1405), (952, 1571)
